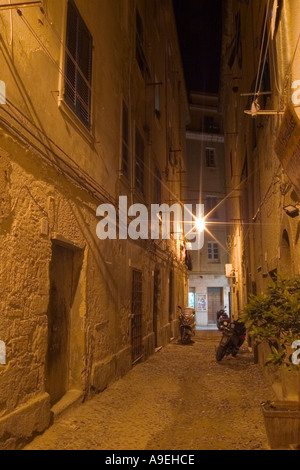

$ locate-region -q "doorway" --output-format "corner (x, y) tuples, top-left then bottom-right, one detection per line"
(131, 269), (143, 364)
(280, 230), (293, 277)
(153, 270), (159, 348)
(45, 242), (83, 406)
(207, 287), (223, 325)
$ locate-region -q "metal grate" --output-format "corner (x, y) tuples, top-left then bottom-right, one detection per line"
(131, 270), (143, 363)
(153, 270), (159, 348)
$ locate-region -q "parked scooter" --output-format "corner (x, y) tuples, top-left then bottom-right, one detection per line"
(216, 319), (246, 361)
(216, 307), (229, 331)
(178, 306), (196, 344)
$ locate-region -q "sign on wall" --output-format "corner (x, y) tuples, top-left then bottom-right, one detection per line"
(197, 294), (207, 312)
(225, 264), (235, 278)
(275, 104), (300, 197)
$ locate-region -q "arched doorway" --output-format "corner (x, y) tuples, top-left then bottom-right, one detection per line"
(279, 229), (293, 277)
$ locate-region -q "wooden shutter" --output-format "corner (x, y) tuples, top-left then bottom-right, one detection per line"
(65, 1), (78, 107)
(65, 0), (92, 129)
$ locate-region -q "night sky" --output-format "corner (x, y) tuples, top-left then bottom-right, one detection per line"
(173, 0), (223, 94)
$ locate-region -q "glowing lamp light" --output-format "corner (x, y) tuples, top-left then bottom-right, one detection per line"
(195, 217), (206, 233)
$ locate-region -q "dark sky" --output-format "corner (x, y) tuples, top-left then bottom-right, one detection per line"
(173, 0), (223, 94)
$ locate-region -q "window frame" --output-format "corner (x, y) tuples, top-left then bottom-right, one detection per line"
(135, 126), (145, 196)
(205, 148), (216, 168)
(135, 8), (150, 81)
(208, 241), (220, 263)
(121, 100), (130, 180)
(206, 195), (219, 220)
(64, 0), (93, 130)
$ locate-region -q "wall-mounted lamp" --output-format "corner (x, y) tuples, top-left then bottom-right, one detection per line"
(283, 204), (300, 218)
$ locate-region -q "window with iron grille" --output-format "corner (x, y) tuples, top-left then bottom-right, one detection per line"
(122, 101), (129, 179)
(65, 0), (93, 129)
(208, 242), (219, 263)
(205, 148), (216, 168)
(132, 270), (143, 363)
(136, 9), (150, 80)
(154, 74), (161, 119)
(135, 127), (145, 195)
(169, 270), (174, 322)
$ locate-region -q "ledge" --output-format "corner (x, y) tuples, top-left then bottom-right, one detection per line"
(58, 98), (95, 146)
(51, 390), (84, 422)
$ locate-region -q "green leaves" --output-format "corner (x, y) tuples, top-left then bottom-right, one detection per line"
(242, 274), (300, 368)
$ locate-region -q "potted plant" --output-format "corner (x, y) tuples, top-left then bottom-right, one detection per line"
(242, 275), (300, 449)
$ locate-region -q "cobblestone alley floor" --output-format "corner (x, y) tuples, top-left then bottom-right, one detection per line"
(25, 331), (273, 450)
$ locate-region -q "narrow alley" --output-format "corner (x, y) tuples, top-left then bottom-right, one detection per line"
(25, 332), (273, 451)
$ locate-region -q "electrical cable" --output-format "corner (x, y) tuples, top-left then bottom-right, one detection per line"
(17, 9), (90, 115)
(0, 110), (115, 206)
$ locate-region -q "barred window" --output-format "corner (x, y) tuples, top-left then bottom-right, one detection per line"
(205, 148), (216, 168)
(135, 128), (145, 195)
(136, 9), (150, 80)
(65, 0), (93, 129)
(122, 102), (129, 179)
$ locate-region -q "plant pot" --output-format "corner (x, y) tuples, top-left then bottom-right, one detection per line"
(262, 401), (300, 449)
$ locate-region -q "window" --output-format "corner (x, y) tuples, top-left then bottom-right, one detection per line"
(135, 127), (145, 195)
(136, 9), (150, 80)
(206, 196), (218, 219)
(208, 242), (219, 263)
(122, 101), (129, 179)
(155, 75), (161, 119)
(205, 148), (216, 168)
(131, 270), (143, 363)
(154, 167), (161, 205)
(203, 116), (220, 134)
(189, 288), (196, 309)
(228, 11), (242, 69)
(259, 9), (272, 108)
(169, 270), (174, 322)
(65, 0), (93, 129)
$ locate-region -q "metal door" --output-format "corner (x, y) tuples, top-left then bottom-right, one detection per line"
(131, 270), (143, 363)
(207, 287), (223, 325)
(153, 270), (159, 348)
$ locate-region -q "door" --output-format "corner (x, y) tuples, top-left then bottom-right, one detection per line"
(207, 287), (223, 325)
(153, 270), (159, 348)
(45, 244), (73, 406)
(131, 270), (143, 364)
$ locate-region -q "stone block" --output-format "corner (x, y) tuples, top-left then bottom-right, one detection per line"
(92, 355), (117, 392)
(0, 393), (51, 449)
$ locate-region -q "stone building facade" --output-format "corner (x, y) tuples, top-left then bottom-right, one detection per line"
(221, 0), (300, 398)
(186, 93), (229, 327)
(0, 0), (189, 448)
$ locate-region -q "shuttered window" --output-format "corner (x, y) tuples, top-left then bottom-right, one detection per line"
(65, 0), (93, 129)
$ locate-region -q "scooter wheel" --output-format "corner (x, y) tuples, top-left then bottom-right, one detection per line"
(216, 346), (226, 362)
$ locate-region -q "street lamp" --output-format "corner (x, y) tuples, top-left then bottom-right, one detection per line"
(195, 217), (206, 233)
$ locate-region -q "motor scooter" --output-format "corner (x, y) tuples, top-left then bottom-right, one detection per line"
(216, 307), (229, 331)
(178, 306), (196, 344)
(216, 319), (246, 361)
